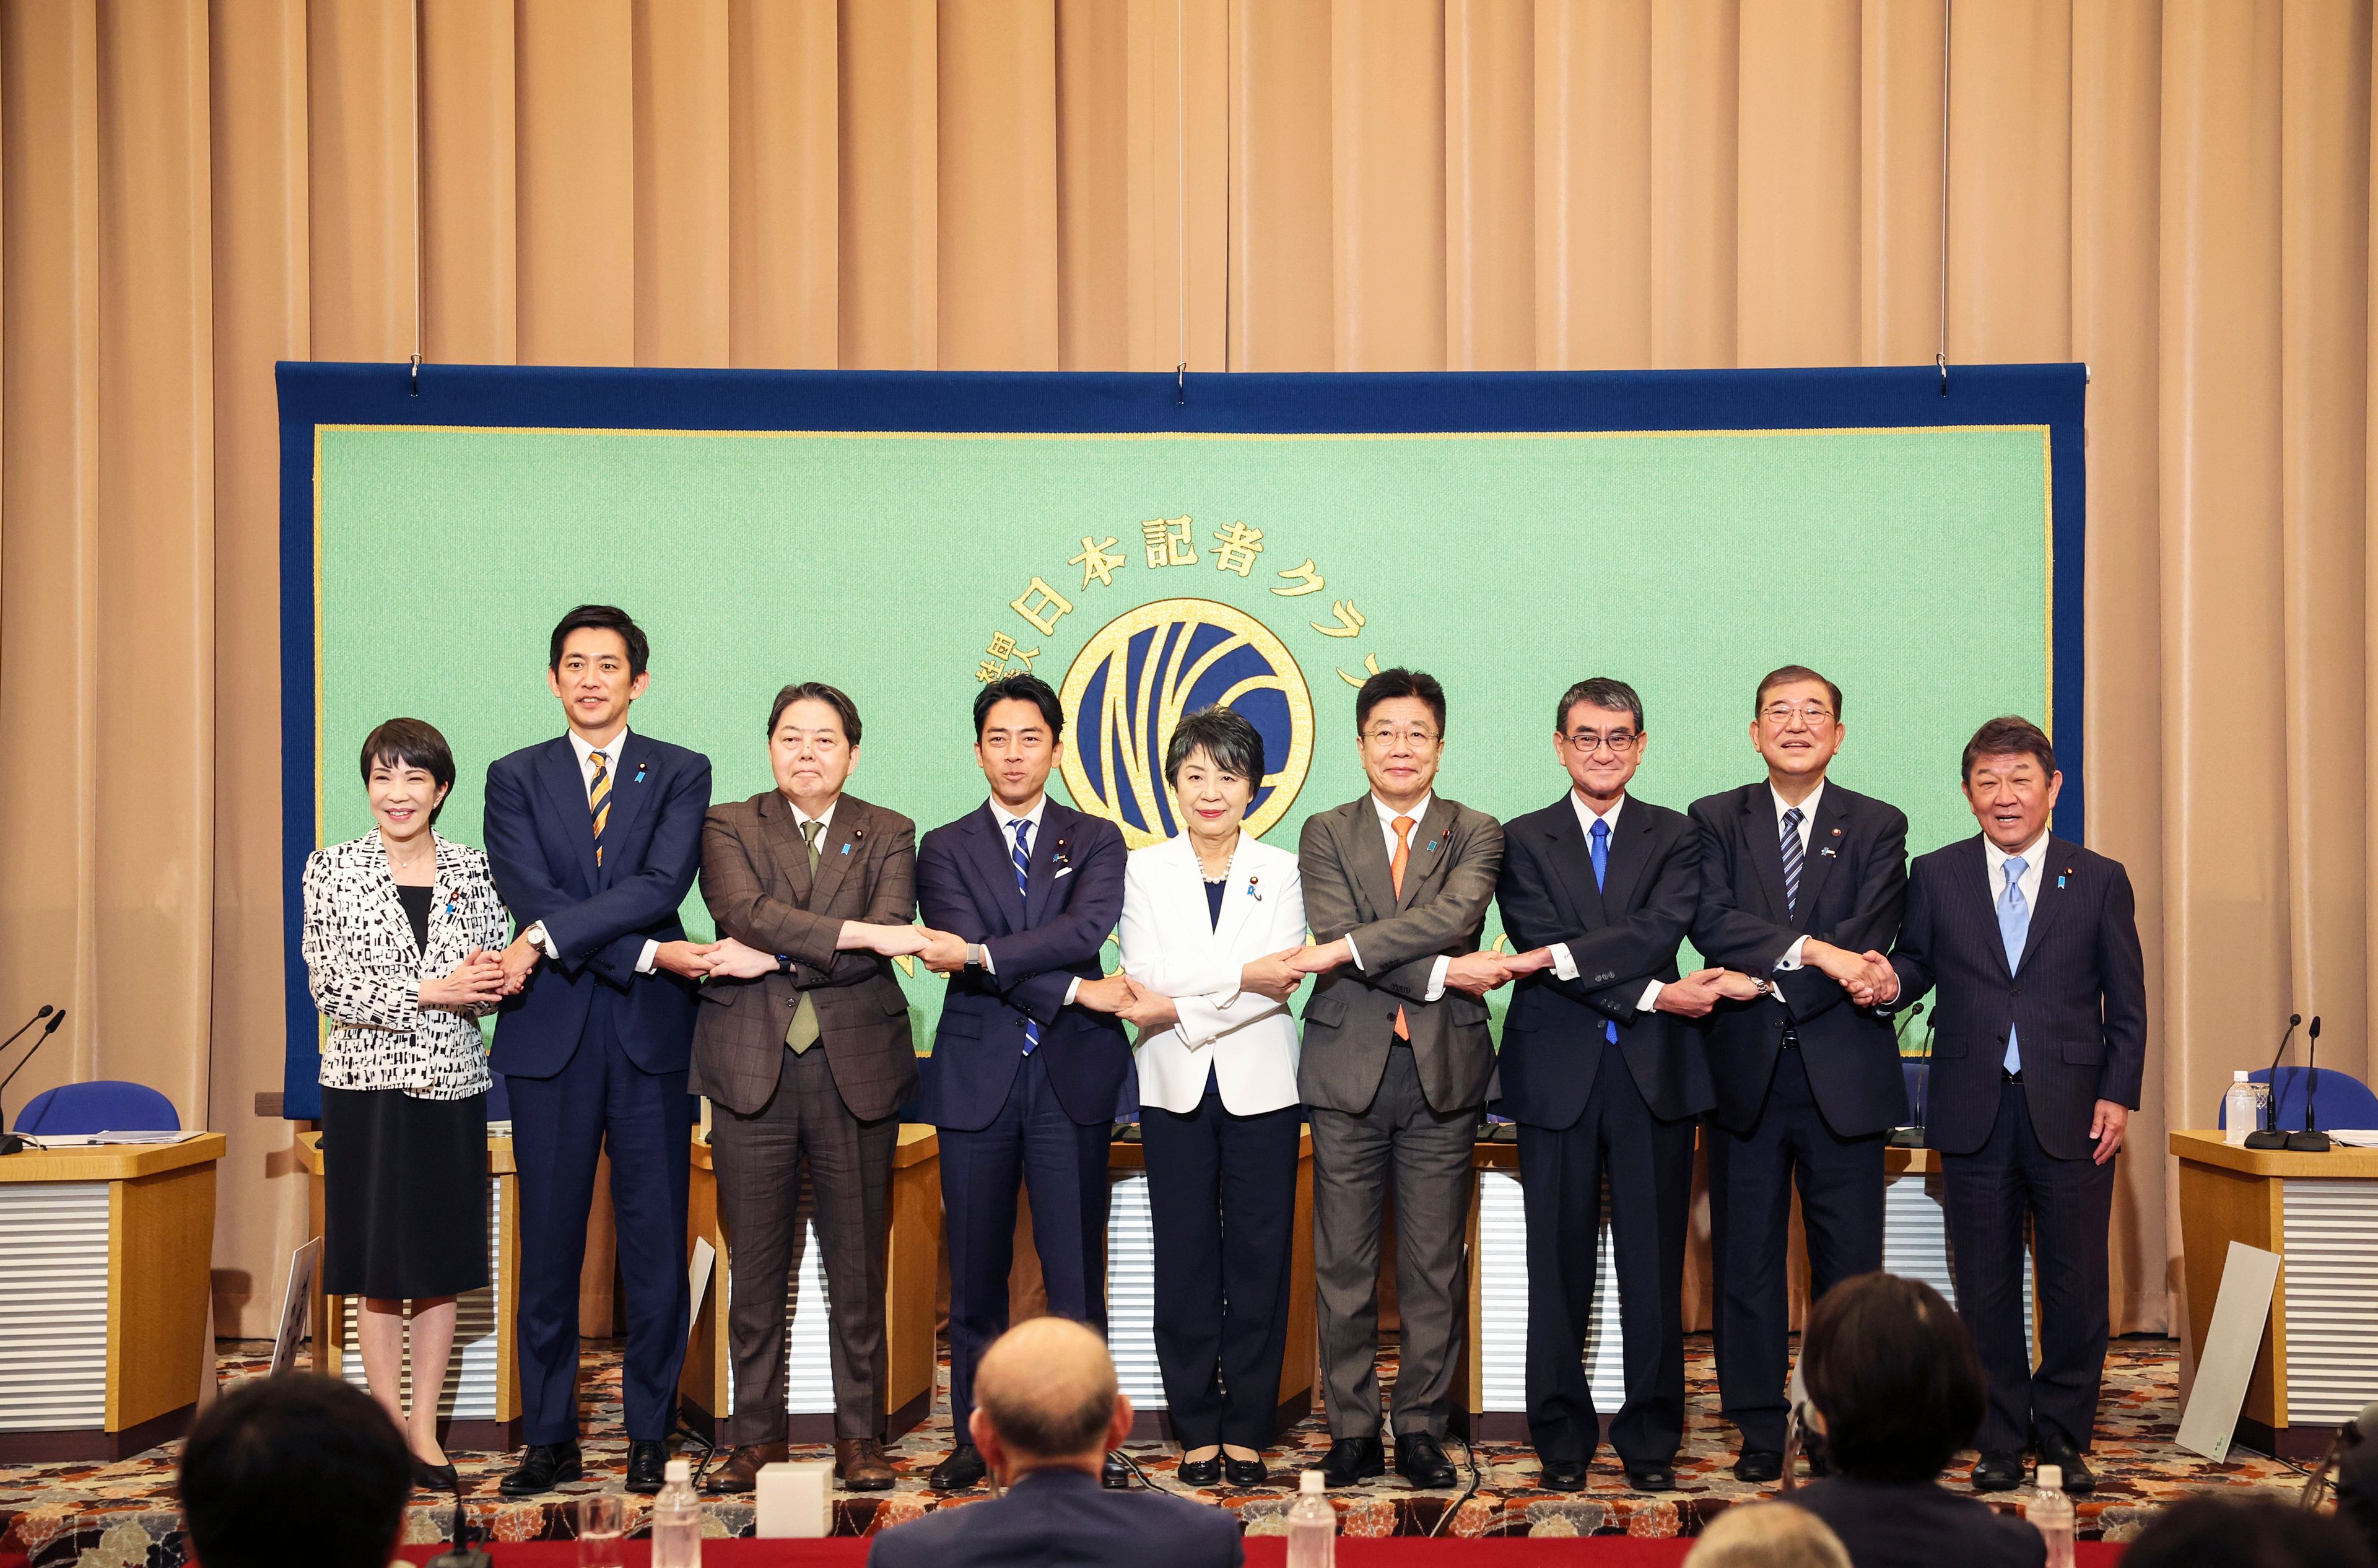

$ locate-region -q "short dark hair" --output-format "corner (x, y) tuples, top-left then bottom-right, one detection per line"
(973, 673), (1065, 741)
(1165, 705), (1266, 787)
(2123, 1494), (2376, 1568)
(1355, 667), (1446, 736)
(768, 681), (863, 746)
(1754, 664), (1844, 720)
(179, 1373), (412, 1568)
(1801, 1273), (1984, 1483)
(548, 604), (650, 679)
(1960, 714), (2057, 783)
(359, 718), (456, 825)
(1556, 677), (1644, 734)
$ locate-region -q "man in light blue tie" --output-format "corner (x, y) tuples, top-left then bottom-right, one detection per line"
(1853, 715), (2147, 1495)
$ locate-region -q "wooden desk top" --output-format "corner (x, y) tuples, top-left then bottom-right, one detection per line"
(295, 1128), (519, 1177)
(690, 1122), (939, 1174)
(0, 1131), (227, 1183)
(1470, 1131), (1938, 1175)
(2169, 1128), (2378, 1178)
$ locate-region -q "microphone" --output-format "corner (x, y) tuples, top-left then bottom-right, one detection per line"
(2300, 1395), (2378, 1510)
(422, 1466), (492, 1568)
(1888, 1003), (1928, 1148)
(2288, 1016), (2332, 1152)
(0, 1008), (68, 1157)
(2242, 1013), (2302, 1151)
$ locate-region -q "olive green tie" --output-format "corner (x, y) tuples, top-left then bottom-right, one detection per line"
(785, 819), (823, 1055)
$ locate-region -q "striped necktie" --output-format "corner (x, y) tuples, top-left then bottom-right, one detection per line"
(1010, 818), (1038, 1056)
(1389, 815), (1414, 1041)
(588, 750), (611, 869)
(1779, 806), (1803, 921)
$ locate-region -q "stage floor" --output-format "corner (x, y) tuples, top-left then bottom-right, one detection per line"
(0, 1334), (2291, 1564)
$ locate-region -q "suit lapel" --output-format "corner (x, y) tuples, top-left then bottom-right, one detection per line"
(1343, 800), (1399, 920)
(427, 834), (463, 965)
(957, 806), (1019, 937)
(364, 836), (414, 956)
(1954, 837), (2011, 979)
(808, 799), (861, 910)
(758, 792), (816, 904)
(1209, 832), (1263, 955)
(1395, 798), (1458, 913)
(2013, 836), (2070, 975)
(1743, 786), (1793, 923)
(1787, 788), (1850, 929)
(536, 738), (599, 889)
(598, 733), (658, 888)
(1022, 803), (1066, 928)
(1600, 796), (1654, 917)
(1541, 797), (1603, 930)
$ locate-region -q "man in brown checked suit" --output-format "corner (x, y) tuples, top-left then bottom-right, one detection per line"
(1287, 668), (1512, 1491)
(690, 682), (935, 1492)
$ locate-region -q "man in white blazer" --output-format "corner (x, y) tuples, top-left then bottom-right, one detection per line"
(1080, 706), (1307, 1489)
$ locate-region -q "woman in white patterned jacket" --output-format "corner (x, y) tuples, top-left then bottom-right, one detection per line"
(300, 717), (510, 1492)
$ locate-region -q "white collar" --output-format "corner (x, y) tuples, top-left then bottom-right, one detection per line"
(1371, 791), (1435, 829)
(1770, 778), (1825, 824)
(1570, 790), (1626, 837)
(991, 795), (1048, 837)
(785, 795), (838, 833)
(568, 725), (630, 767)
(1983, 827), (2052, 871)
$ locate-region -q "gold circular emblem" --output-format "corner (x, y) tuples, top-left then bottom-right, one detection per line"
(1057, 598), (1315, 849)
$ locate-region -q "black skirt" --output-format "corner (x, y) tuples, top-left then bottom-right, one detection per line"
(320, 1086), (489, 1300)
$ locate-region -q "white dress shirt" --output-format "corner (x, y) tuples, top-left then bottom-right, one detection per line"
(1545, 793), (1666, 1013)
(977, 794), (1082, 1007)
(526, 725), (658, 973)
(1342, 792), (1449, 1001)
(789, 795), (837, 840)
(1984, 827), (2050, 1068)
(1766, 778), (1827, 980)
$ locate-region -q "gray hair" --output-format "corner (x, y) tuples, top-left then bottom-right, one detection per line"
(1164, 705), (1266, 788)
(1683, 1504), (1852, 1568)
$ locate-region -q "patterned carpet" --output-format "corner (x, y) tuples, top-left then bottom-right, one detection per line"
(0, 1335), (2298, 1564)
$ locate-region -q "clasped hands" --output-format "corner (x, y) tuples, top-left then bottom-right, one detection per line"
(487, 919), (962, 992)
(1803, 939), (1900, 1008)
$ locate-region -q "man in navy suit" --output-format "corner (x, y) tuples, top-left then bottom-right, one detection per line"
(1689, 664), (1909, 1483)
(912, 674), (1131, 1492)
(1853, 715), (2146, 1495)
(865, 1318), (1241, 1568)
(482, 605), (717, 1496)
(1495, 677), (1754, 1492)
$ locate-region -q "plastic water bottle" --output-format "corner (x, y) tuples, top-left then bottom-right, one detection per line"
(2224, 1070), (2266, 1146)
(651, 1457), (702, 1568)
(2031, 1463), (2075, 1568)
(1286, 1468), (1336, 1568)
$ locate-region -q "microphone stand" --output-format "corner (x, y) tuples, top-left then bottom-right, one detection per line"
(1888, 1003), (1928, 1148)
(2287, 1016), (2332, 1152)
(2242, 1013), (2303, 1151)
(0, 1008), (67, 1157)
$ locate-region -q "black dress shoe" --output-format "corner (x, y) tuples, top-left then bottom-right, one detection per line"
(1394, 1431), (1458, 1489)
(1222, 1455), (1269, 1488)
(499, 1442), (583, 1496)
(1733, 1448), (1784, 1484)
(2035, 1433), (2096, 1494)
(413, 1458), (459, 1492)
(623, 1439), (669, 1495)
(930, 1443), (987, 1492)
(1971, 1450), (2024, 1492)
(1623, 1461), (1677, 1492)
(1538, 1459), (1588, 1492)
(1175, 1454), (1221, 1487)
(1320, 1435), (1386, 1489)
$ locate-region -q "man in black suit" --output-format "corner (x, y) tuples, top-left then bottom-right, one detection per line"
(1852, 715), (2146, 1494)
(1496, 677), (1756, 1492)
(865, 1318), (1242, 1568)
(912, 674), (1131, 1494)
(1689, 664), (1909, 1483)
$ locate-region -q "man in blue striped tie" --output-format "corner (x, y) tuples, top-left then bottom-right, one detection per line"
(1688, 665), (1910, 1485)
(912, 674), (1132, 1493)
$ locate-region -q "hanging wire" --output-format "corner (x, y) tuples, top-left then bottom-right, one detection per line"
(408, 0), (426, 396)
(1176, 0), (1190, 402)
(1936, 0), (1951, 395)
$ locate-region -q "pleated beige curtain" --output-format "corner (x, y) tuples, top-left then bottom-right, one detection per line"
(1, 0), (2364, 1339)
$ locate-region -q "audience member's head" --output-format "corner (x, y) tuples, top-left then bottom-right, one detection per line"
(2337, 1431), (2378, 1562)
(2123, 1494), (2374, 1568)
(1801, 1271), (1983, 1484)
(968, 1317), (1133, 1484)
(1684, 1500), (1853, 1568)
(179, 1373), (412, 1568)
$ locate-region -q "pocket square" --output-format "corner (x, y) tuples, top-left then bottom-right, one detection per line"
(1053, 866), (1074, 879)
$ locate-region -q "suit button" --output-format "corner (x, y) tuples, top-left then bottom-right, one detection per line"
(2009, 987), (2020, 999)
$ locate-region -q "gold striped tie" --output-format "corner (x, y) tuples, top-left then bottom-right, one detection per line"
(588, 750), (611, 868)
(785, 819), (822, 1054)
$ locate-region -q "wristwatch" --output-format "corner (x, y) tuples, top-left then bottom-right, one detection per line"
(775, 953), (795, 974)
(964, 944), (985, 969)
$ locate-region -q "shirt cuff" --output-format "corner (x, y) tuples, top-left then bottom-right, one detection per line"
(1424, 955), (1449, 1003)
(636, 939), (659, 975)
(1344, 933), (1364, 971)
(1638, 979), (1664, 1013)
(1775, 937), (1807, 972)
(527, 921), (558, 961)
(1064, 977), (1081, 1006)
(979, 945), (996, 973)
(1549, 943), (1579, 982)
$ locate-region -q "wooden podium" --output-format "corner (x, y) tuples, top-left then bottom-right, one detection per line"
(680, 1124), (944, 1442)
(2171, 1130), (2378, 1458)
(0, 1135), (225, 1460)
(296, 1130), (523, 1449)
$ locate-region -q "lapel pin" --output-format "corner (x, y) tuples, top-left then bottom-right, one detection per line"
(840, 843), (852, 856)
(1830, 827), (1842, 836)
(1425, 839), (1440, 853)
(1820, 846), (1838, 858)
(1247, 874), (1263, 900)
(633, 762), (648, 784)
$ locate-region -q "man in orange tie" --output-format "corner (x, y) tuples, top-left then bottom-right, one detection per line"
(1288, 669), (1509, 1489)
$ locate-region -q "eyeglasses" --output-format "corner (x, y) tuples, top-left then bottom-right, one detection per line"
(1362, 726), (1439, 749)
(1562, 730), (1639, 756)
(1760, 702), (1836, 726)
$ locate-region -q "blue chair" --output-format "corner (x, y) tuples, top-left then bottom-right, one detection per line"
(2216, 1065), (2378, 1131)
(14, 1080), (180, 1136)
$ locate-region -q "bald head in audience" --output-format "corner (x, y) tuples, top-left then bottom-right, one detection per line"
(969, 1317), (1135, 1485)
(1684, 1502), (1853, 1568)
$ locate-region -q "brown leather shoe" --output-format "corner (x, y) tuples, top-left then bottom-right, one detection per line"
(835, 1435), (898, 1491)
(704, 1440), (788, 1494)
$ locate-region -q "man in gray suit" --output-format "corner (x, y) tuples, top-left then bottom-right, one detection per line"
(1288, 668), (1510, 1489)
(690, 682), (933, 1493)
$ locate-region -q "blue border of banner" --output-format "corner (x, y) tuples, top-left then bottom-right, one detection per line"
(276, 361), (2087, 1115)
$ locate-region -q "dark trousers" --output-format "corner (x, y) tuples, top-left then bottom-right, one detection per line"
(939, 1048), (1112, 1442)
(1518, 1043), (1697, 1466)
(508, 1007), (694, 1444)
(710, 1043), (900, 1444)
(1309, 1043), (1478, 1442)
(1709, 1043), (1885, 1452)
(1140, 1084), (1302, 1451)
(1943, 1078), (2117, 1453)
